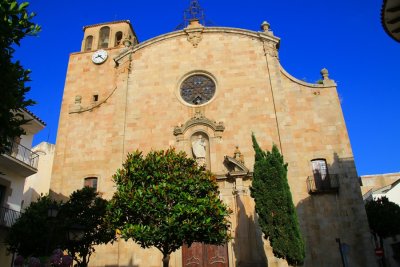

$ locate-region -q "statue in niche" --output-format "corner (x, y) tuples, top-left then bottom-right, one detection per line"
(192, 134), (207, 167)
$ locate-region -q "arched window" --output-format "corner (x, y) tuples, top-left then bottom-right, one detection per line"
(85, 35), (93, 51)
(115, 31), (123, 46)
(84, 177), (98, 191)
(98, 26), (110, 49)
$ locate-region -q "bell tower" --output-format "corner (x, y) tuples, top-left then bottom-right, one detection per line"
(81, 20), (138, 52)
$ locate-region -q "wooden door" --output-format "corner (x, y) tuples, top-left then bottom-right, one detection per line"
(182, 242), (228, 267)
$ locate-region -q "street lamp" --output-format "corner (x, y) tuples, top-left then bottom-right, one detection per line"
(47, 204), (59, 218)
(67, 224), (85, 242)
(45, 204), (59, 257)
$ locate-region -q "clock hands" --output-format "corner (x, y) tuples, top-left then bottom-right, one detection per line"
(92, 50), (108, 64)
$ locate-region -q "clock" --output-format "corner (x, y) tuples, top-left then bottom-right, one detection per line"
(91, 49), (108, 64)
(180, 75), (216, 105)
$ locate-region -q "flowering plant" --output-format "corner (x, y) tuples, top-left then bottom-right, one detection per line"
(13, 250), (73, 267)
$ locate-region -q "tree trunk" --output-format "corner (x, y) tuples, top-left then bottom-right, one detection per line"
(380, 236), (386, 267)
(162, 253), (170, 267)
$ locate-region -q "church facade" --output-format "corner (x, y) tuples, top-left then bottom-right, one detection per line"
(50, 18), (377, 267)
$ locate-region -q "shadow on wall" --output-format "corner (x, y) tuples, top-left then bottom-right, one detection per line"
(48, 189), (69, 202)
(232, 193), (268, 267)
(21, 188), (70, 210)
(296, 153), (375, 267)
(21, 187), (41, 208)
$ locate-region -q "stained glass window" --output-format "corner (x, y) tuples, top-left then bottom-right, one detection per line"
(180, 75), (216, 105)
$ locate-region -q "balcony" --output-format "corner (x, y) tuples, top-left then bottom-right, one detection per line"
(0, 206), (21, 228)
(307, 174), (339, 194)
(0, 141), (39, 176)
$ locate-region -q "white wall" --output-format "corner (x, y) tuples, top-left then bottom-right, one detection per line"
(23, 142), (55, 208)
(386, 184), (400, 206)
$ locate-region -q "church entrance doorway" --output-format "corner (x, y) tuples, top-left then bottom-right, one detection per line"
(182, 242), (229, 267)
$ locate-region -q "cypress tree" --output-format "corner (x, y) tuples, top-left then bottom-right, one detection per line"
(251, 134), (305, 266)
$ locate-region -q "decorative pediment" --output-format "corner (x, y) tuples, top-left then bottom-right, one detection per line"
(224, 156), (249, 177)
(173, 111), (225, 136)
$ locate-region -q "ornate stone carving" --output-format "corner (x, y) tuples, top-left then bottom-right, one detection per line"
(233, 146), (245, 164)
(320, 68), (335, 86)
(261, 21), (274, 36)
(184, 27), (204, 48)
(188, 31), (203, 47)
(224, 155), (249, 177)
(173, 111), (225, 137)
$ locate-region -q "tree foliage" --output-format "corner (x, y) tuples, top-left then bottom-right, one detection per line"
(365, 196), (400, 238)
(6, 188), (114, 267)
(58, 187), (115, 267)
(6, 195), (62, 258)
(107, 148), (231, 267)
(250, 134), (305, 266)
(0, 0), (40, 150)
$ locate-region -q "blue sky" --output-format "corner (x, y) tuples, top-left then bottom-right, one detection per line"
(15, 0), (399, 176)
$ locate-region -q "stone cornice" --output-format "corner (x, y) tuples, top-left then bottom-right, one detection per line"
(114, 27), (280, 64)
(136, 27), (280, 50)
(279, 65), (337, 88)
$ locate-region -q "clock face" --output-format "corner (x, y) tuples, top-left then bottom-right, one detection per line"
(91, 49), (108, 64)
(180, 75), (216, 105)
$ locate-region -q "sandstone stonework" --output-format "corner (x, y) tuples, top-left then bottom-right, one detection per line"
(50, 20), (377, 267)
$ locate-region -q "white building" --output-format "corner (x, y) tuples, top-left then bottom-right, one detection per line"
(361, 173), (400, 267)
(22, 142), (55, 208)
(363, 176), (400, 205)
(0, 109), (45, 266)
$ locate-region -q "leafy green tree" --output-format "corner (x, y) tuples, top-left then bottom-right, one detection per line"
(251, 134), (305, 266)
(0, 0), (40, 151)
(365, 196), (400, 238)
(108, 148), (231, 267)
(6, 188), (113, 267)
(6, 195), (63, 258)
(58, 187), (115, 267)
(365, 196), (400, 250)
(365, 197), (400, 267)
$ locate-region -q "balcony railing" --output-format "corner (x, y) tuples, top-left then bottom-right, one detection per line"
(307, 174), (339, 194)
(0, 206), (21, 228)
(3, 141), (39, 169)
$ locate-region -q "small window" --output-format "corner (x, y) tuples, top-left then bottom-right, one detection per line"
(98, 26), (110, 49)
(84, 177), (98, 191)
(115, 31), (123, 46)
(93, 95), (99, 102)
(85, 35), (93, 51)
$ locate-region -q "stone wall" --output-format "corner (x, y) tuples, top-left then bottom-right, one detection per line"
(50, 21), (377, 267)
